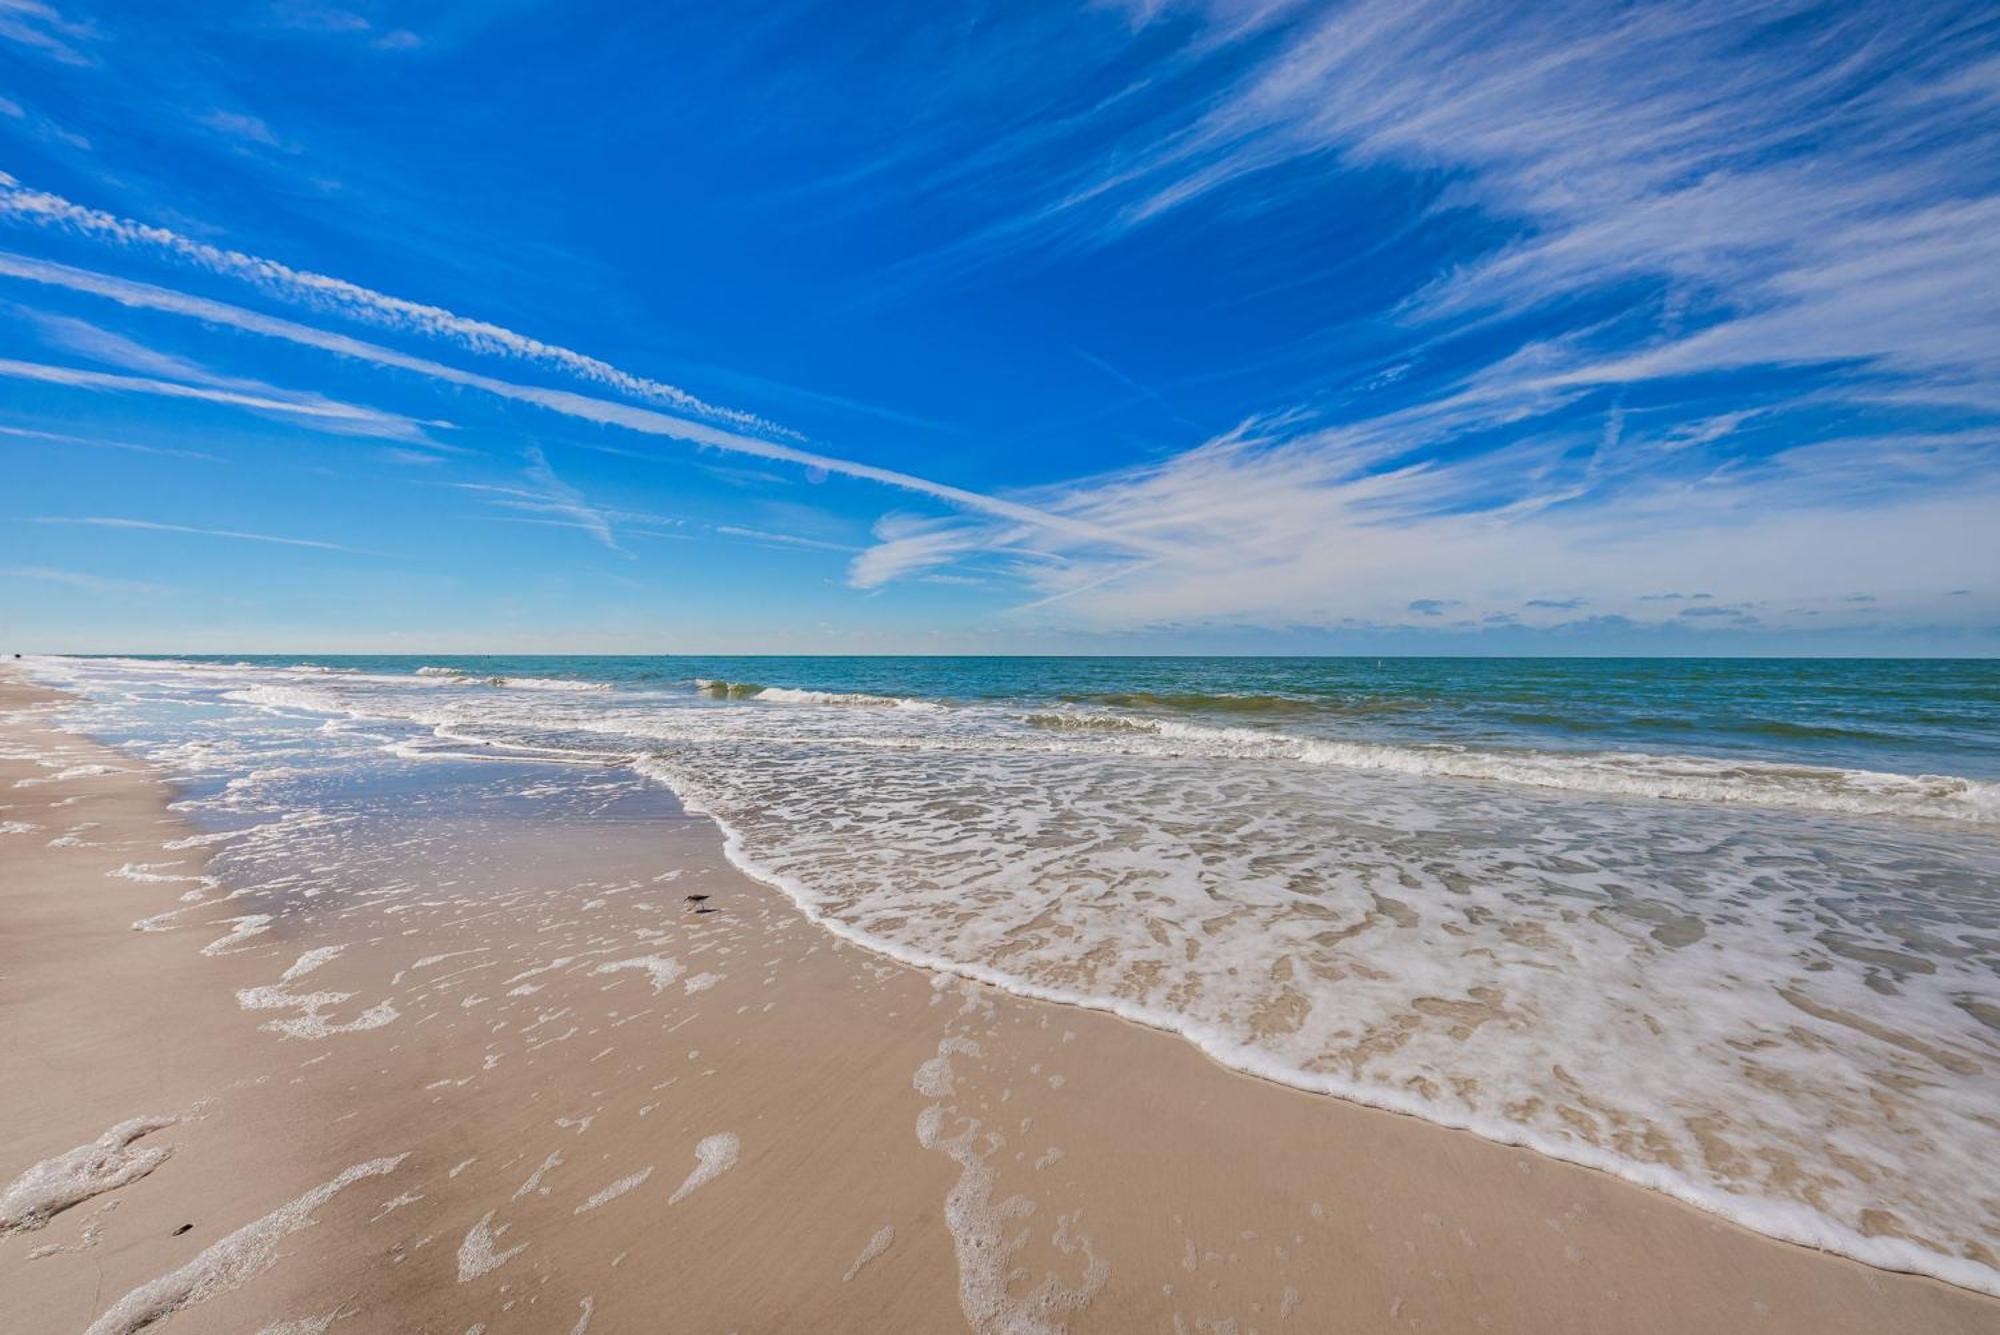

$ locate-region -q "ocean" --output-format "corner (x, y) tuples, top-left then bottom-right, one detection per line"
(24, 653), (2000, 1293)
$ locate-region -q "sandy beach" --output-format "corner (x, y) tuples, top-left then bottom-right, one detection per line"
(2, 666), (1996, 1335)
(7, 0), (1997, 1325)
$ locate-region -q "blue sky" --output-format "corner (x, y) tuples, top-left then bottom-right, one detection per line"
(1, 0), (1996, 654)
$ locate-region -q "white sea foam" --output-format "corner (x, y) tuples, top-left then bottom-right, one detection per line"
(914, 1068), (1107, 1331)
(412, 666), (610, 693)
(513, 1151), (563, 1200)
(1139, 714), (2000, 823)
(110, 861), (215, 888)
(456, 1210), (527, 1281)
(591, 955), (683, 993)
(84, 1155), (405, 1335)
(276, 1001), (400, 1041)
(842, 1223), (895, 1282)
(281, 945), (346, 981)
(574, 1166), (653, 1214)
(29, 652), (2000, 1297)
(252, 1310), (349, 1335)
(14, 762), (122, 787)
(0, 1115), (181, 1234)
(238, 950), (398, 1041)
(201, 914), (273, 955)
(667, 1133), (739, 1205)
(496, 676), (613, 693)
(655, 754), (2000, 1298)
(752, 685), (942, 710)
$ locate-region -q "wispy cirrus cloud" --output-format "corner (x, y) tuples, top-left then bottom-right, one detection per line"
(449, 464), (699, 553)
(0, 563), (174, 595)
(196, 109), (297, 154)
(27, 516), (367, 552)
(847, 404), (1999, 633)
(265, 3), (420, 51)
(712, 524), (861, 553)
(0, 354), (445, 441)
(6, 3), (1992, 644)
(519, 444), (621, 555)
(0, 0), (97, 66)
(26, 310), (448, 443)
(1082, 0), (2000, 408)
(837, 0), (2000, 632)
(0, 423), (220, 461)
(0, 174), (790, 438)
(0, 251), (1173, 557)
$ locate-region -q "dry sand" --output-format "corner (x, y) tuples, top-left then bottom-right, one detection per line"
(2, 668), (1996, 1334)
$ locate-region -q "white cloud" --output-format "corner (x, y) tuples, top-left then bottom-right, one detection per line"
(1089, 1), (2000, 409)
(0, 251), (1170, 556)
(28, 311), (440, 444)
(0, 0), (97, 66)
(520, 444), (622, 554)
(0, 354), (445, 442)
(0, 564), (174, 594)
(848, 407), (1999, 632)
(831, 0), (2000, 633)
(4, 6), (1991, 640)
(197, 109), (295, 152)
(713, 525), (860, 553)
(0, 174), (792, 438)
(0, 423), (220, 461)
(267, 4), (371, 35)
(848, 513), (1025, 589)
(28, 516), (365, 552)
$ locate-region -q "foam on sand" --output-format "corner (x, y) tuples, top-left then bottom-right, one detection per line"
(14, 762), (124, 787)
(250, 1311), (348, 1335)
(237, 949), (399, 1041)
(642, 736), (2000, 1295)
(84, 1155), (406, 1335)
(574, 1166), (653, 1215)
(841, 1223), (895, 1282)
(667, 1133), (739, 1205)
(251, 1306), (354, 1335)
(512, 1151), (564, 1200)
(280, 945), (347, 981)
(591, 954), (683, 993)
(913, 1038), (1107, 1333)
(27, 651), (2000, 1297)
(456, 1210), (528, 1281)
(200, 913), (274, 956)
(0, 1115), (181, 1234)
(109, 861), (209, 885)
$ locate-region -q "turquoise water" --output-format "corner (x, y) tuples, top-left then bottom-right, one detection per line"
(163, 654), (2000, 781)
(29, 652), (2000, 1294)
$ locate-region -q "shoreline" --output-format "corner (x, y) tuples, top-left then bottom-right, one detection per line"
(688, 781), (2000, 1298)
(5, 667), (1998, 1333)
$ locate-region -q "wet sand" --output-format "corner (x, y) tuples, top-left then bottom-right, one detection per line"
(3, 668), (1997, 1334)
